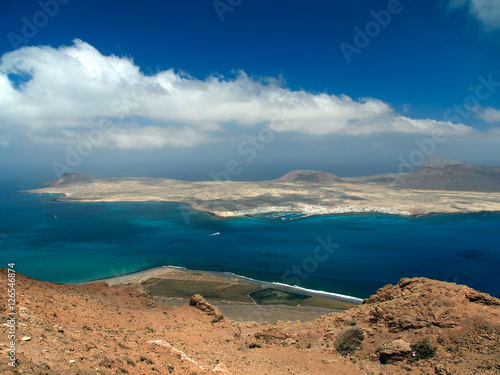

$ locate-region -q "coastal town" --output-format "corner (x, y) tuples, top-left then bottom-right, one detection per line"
(224, 205), (412, 218)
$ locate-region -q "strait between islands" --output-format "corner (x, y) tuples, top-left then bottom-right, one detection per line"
(7, 165), (500, 374)
(23, 164), (500, 217)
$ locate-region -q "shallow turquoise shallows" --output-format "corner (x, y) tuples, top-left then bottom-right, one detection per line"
(1, 187), (499, 299)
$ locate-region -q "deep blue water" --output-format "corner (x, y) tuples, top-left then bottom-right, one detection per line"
(1, 186), (499, 299)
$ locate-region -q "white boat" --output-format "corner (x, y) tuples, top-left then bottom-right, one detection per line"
(209, 232), (220, 236)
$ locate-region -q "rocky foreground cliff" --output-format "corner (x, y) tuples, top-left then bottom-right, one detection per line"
(1, 269), (499, 374)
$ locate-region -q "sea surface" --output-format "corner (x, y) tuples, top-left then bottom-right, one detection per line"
(1, 184), (499, 299)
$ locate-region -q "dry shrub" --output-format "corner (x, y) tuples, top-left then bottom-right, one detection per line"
(334, 326), (364, 355)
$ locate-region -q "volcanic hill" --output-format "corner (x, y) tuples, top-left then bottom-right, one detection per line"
(396, 164), (500, 192)
(272, 170), (343, 184)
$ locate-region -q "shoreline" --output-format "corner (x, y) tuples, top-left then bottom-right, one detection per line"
(56, 197), (500, 221)
(79, 265), (364, 305)
(43, 194), (415, 218)
(20, 173), (500, 219)
(31, 193), (500, 219)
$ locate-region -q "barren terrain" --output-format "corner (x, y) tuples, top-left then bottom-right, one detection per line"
(23, 169), (500, 217)
(1, 269), (499, 374)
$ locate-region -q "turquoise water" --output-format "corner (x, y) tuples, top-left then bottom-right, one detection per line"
(1, 186), (499, 299)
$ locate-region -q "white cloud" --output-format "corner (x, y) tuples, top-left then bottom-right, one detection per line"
(476, 107), (500, 123)
(0, 40), (474, 149)
(106, 126), (208, 149)
(448, 0), (500, 30)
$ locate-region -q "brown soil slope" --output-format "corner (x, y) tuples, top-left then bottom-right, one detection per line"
(1, 270), (499, 374)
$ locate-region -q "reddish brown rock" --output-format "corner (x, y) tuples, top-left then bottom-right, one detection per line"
(378, 339), (412, 364)
(190, 293), (224, 322)
(465, 290), (500, 306)
(1, 270), (499, 375)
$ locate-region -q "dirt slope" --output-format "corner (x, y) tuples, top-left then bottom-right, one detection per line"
(1, 270), (499, 374)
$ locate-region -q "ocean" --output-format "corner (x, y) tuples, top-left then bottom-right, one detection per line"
(1, 183), (499, 299)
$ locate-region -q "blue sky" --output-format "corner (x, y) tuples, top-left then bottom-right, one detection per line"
(0, 0), (499, 183)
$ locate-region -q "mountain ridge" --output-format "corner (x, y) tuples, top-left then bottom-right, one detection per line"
(396, 164), (500, 192)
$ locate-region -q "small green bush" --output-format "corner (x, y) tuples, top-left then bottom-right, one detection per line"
(411, 338), (437, 360)
(334, 326), (364, 355)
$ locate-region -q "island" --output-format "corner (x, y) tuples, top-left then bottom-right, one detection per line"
(23, 165), (500, 217)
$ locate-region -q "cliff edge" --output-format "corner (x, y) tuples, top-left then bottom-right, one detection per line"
(1, 270), (499, 374)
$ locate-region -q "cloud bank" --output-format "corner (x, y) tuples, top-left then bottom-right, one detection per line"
(448, 0), (500, 30)
(0, 40), (474, 149)
(477, 107), (500, 123)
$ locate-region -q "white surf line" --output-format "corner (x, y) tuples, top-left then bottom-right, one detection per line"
(220, 271), (364, 304)
(166, 265), (187, 270)
(159, 266), (364, 303)
(271, 282), (363, 304)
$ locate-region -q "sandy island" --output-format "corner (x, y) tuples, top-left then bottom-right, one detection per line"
(22, 173), (500, 217)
